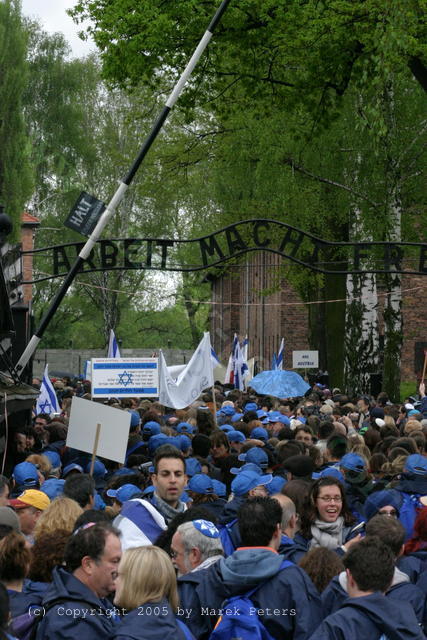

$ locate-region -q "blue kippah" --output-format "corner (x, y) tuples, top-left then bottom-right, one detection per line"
(192, 519), (220, 538)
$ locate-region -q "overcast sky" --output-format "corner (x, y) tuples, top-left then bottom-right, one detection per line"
(21, 0), (96, 57)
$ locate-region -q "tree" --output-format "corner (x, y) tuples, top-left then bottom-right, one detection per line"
(0, 0), (33, 237)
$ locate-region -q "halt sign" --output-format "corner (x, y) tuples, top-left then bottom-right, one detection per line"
(292, 350), (319, 369)
(91, 357), (158, 398)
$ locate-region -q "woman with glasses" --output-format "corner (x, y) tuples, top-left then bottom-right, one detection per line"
(112, 545), (193, 640)
(296, 478), (361, 554)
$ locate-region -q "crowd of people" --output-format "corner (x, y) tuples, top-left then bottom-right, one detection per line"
(0, 376), (426, 639)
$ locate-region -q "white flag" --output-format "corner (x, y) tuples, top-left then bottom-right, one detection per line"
(108, 329), (121, 358)
(36, 365), (59, 415)
(158, 333), (214, 409)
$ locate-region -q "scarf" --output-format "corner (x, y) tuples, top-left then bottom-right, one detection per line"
(151, 493), (186, 523)
(310, 516), (344, 550)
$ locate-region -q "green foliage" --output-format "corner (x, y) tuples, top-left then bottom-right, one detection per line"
(0, 0), (33, 238)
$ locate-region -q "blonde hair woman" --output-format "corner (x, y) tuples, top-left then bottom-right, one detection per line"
(33, 496), (83, 540)
(113, 546), (193, 639)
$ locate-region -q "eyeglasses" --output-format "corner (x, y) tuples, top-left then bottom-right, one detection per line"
(317, 496), (342, 503)
(170, 549), (180, 559)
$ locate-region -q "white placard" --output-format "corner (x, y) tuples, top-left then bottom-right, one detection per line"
(91, 357), (158, 398)
(292, 350), (319, 369)
(67, 396), (131, 464)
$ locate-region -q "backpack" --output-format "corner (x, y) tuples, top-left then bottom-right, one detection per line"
(218, 519), (240, 558)
(208, 559), (293, 640)
(10, 596), (116, 640)
(398, 492), (424, 540)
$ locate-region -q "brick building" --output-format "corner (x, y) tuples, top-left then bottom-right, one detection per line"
(210, 252), (426, 386)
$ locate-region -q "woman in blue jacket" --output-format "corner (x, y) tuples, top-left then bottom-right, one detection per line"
(113, 545), (193, 640)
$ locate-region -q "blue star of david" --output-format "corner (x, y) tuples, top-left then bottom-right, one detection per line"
(118, 371), (133, 386)
(39, 400), (52, 413)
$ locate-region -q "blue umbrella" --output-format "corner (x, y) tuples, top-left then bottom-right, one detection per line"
(249, 370), (310, 398)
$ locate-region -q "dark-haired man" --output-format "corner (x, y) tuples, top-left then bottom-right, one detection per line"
(114, 445), (187, 550)
(312, 537), (424, 639)
(36, 522), (122, 640)
(179, 496), (321, 640)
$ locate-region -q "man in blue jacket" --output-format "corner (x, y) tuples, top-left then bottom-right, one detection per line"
(322, 515), (426, 627)
(178, 496), (322, 640)
(312, 536), (424, 639)
(36, 522), (122, 640)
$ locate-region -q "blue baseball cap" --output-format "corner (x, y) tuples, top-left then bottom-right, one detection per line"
(256, 410), (268, 419)
(12, 462), (39, 488)
(112, 467), (138, 477)
(268, 412), (291, 426)
(227, 430), (246, 443)
(62, 463), (84, 478)
(219, 406), (235, 416)
(312, 467), (345, 484)
(174, 434), (192, 452)
(176, 422), (196, 434)
(267, 476), (287, 495)
(188, 474), (214, 495)
(84, 460), (107, 477)
(43, 451), (61, 469)
(143, 421), (161, 436)
(251, 427), (269, 442)
(230, 462), (263, 475)
(40, 478), (65, 500)
(106, 483), (141, 503)
(364, 489), (402, 521)
(231, 413), (243, 423)
(212, 479), (226, 497)
(238, 447), (268, 469)
(192, 519), (220, 538)
(128, 410), (141, 429)
(185, 457), (202, 477)
(244, 402), (258, 412)
(220, 425), (234, 434)
(404, 454), (427, 476)
(340, 453), (366, 473)
(147, 433), (168, 454)
(231, 470), (272, 497)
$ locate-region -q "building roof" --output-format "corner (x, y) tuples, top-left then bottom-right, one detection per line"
(21, 212), (40, 226)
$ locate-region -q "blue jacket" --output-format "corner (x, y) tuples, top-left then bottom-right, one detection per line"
(111, 598), (190, 640)
(278, 534), (307, 564)
(312, 592), (424, 640)
(321, 569), (426, 626)
(7, 590), (42, 618)
(36, 566), (118, 640)
(218, 495), (245, 525)
(397, 552), (427, 584)
(178, 547), (322, 640)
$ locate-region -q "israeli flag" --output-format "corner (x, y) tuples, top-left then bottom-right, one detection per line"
(36, 365), (59, 415)
(211, 347), (220, 368)
(107, 329), (121, 358)
(276, 338), (285, 370)
(271, 352), (277, 370)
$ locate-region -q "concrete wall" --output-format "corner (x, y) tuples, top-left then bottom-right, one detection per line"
(32, 348), (194, 379)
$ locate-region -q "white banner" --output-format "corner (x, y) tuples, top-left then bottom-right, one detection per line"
(292, 350), (319, 369)
(91, 357), (158, 398)
(158, 332), (214, 409)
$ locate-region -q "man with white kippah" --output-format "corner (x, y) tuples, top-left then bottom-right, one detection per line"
(171, 519), (223, 577)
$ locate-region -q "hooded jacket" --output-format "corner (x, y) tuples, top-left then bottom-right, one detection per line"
(178, 546), (321, 640)
(312, 592), (424, 640)
(321, 569), (426, 626)
(35, 566), (117, 640)
(111, 598), (189, 640)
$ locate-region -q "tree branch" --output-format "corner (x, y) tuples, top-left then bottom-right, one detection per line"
(281, 156), (380, 208)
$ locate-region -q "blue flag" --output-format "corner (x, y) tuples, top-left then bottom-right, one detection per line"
(36, 365), (59, 415)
